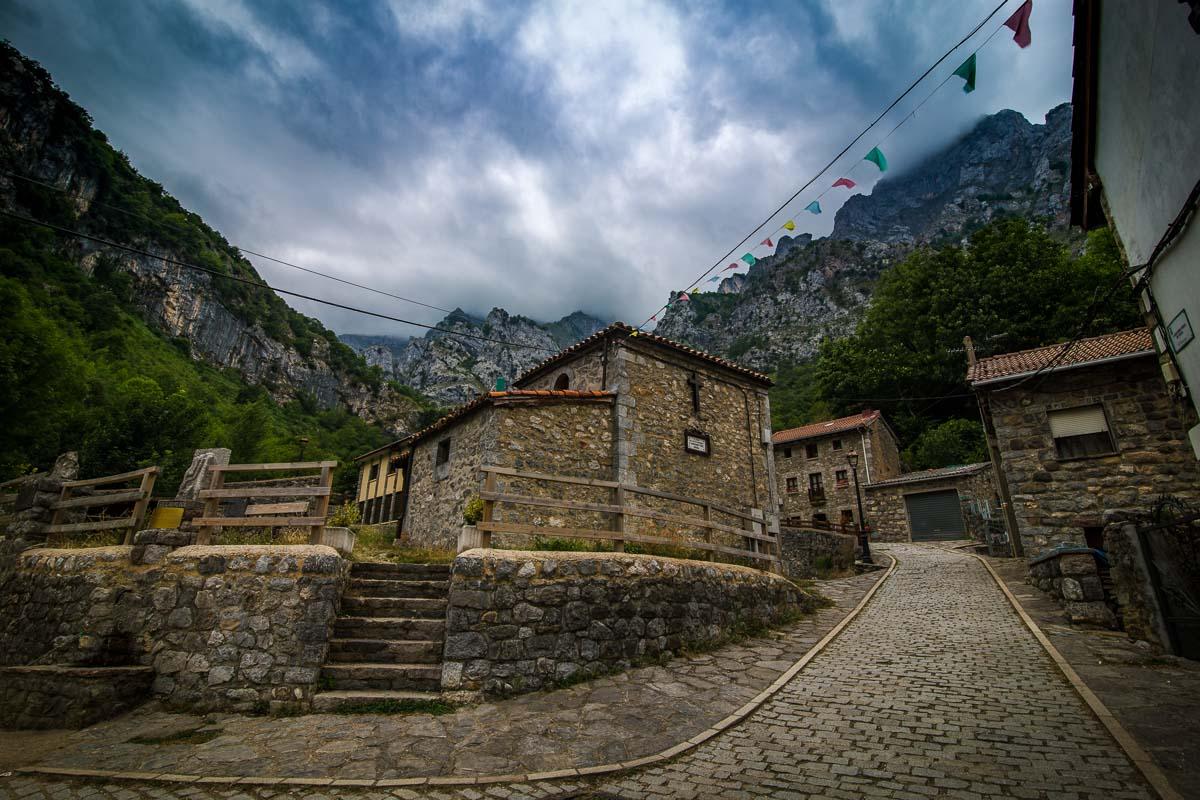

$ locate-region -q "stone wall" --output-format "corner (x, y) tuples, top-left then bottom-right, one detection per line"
(617, 342), (775, 545)
(778, 527), (856, 579)
(0, 542), (347, 714)
(0, 665), (153, 729)
(520, 345), (610, 392)
(402, 407), (497, 550)
(863, 466), (997, 543)
(982, 358), (1200, 557)
(1105, 517), (1171, 651)
(441, 549), (815, 694)
(1027, 549), (1117, 627)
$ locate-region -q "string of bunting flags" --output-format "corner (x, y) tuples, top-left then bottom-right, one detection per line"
(653, 0), (1033, 316)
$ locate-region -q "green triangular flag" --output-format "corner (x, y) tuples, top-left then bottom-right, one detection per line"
(953, 53), (976, 93)
(864, 146), (888, 172)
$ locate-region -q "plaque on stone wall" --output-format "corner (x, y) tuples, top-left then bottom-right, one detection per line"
(684, 429), (711, 456)
(1169, 309), (1194, 354)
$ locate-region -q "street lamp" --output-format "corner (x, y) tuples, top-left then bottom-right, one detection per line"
(297, 436), (310, 461)
(847, 450), (872, 564)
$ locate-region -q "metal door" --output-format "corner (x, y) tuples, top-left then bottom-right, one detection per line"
(905, 490), (965, 541)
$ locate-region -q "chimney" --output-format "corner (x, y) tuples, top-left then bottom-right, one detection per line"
(963, 336), (977, 367)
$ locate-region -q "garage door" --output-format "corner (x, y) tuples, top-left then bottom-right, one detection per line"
(904, 490), (965, 541)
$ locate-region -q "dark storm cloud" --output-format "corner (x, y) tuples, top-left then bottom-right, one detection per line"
(0, 0), (1074, 336)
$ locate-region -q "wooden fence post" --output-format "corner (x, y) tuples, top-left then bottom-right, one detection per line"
(612, 485), (626, 552)
(481, 469), (497, 549)
(702, 503), (713, 561)
(310, 464), (333, 545)
(197, 468), (223, 546)
(127, 467), (159, 544)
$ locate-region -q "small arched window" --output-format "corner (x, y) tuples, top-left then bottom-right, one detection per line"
(554, 373), (570, 390)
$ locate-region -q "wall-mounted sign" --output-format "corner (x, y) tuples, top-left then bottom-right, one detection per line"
(684, 430), (711, 456)
(1168, 309), (1194, 354)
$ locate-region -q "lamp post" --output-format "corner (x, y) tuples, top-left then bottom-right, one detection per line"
(297, 436), (310, 461)
(847, 450), (872, 564)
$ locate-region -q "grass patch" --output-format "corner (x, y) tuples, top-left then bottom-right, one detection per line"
(350, 524), (455, 564)
(44, 530), (124, 548)
(525, 536), (753, 566)
(128, 727), (221, 746)
(327, 698), (457, 715)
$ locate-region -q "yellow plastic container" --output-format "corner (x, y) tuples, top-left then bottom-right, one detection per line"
(147, 506), (184, 529)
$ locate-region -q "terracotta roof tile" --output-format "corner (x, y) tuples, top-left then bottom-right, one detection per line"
(967, 328), (1154, 385)
(512, 322), (773, 387)
(772, 410), (881, 445)
(865, 462), (990, 489)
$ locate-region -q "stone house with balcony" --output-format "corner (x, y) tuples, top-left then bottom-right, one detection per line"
(361, 323), (779, 556)
(772, 410), (902, 528)
(969, 328), (1200, 559)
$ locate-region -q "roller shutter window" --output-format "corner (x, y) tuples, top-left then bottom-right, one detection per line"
(1048, 405), (1115, 459)
(905, 490), (965, 541)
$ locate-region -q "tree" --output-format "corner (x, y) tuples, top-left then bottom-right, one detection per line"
(229, 399), (272, 462)
(813, 220), (1141, 450)
(903, 419), (987, 471)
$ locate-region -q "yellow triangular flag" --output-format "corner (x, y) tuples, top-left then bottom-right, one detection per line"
(783, 220), (796, 231)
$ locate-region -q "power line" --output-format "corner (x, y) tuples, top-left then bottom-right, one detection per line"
(0, 209), (555, 353)
(0, 168), (457, 316)
(637, 0), (1017, 329)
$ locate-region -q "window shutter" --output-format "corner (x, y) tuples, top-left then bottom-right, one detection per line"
(1048, 406), (1108, 438)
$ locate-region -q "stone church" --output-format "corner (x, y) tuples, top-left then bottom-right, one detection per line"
(362, 323), (778, 557)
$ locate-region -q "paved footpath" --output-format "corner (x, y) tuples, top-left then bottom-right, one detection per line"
(0, 545), (1155, 799)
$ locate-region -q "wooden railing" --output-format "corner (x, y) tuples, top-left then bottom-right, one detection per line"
(195, 461), (335, 545)
(0, 475), (24, 530)
(46, 467), (159, 544)
(476, 466), (778, 570)
(782, 516), (868, 536)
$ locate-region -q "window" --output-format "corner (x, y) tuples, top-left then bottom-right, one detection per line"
(813, 512), (829, 528)
(435, 438), (452, 480)
(809, 473), (823, 490)
(832, 439), (843, 451)
(554, 373), (570, 390)
(1048, 405), (1116, 459)
(840, 509), (854, 526)
(368, 463), (379, 482)
(806, 443), (818, 459)
(783, 448), (792, 459)
(835, 469), (849, 487)
(786, 476), (798, 494)
(688, 372), (702, 415)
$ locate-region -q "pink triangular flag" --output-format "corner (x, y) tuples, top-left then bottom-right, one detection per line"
(650, 315), (656, 321)
(761, 238), (773, 248)
(724, 263), (738, 271)
(1004, 0), (1032, 48)
(832, 178), (856, 189)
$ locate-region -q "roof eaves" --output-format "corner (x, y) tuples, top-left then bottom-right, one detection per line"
(970, 348), (1155, 388)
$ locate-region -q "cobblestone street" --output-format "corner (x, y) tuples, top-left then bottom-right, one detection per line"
(0, 545), (1157, 799)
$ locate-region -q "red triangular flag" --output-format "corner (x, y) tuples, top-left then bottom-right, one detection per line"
(832, 178), (856, 189)
(650, 315), (656, 321)
(724, 263), (738, 271)
(1004, 0), (1032, 48)
(761, 238), (773, 248)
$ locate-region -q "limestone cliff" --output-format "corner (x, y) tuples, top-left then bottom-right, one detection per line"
(342, 309), (607, 406)
(656, 105), (1074, 371)
(0, 42), (424, 434)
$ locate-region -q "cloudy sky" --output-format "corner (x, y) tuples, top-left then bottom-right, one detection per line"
(1, 0), (1074, 336)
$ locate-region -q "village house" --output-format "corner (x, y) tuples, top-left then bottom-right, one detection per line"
(352, 441), (408, 525)
(969, 328), (1200, 558)
(1071, 1), (1200, 448)
(772, 410), (902, 528)
(360, 323), (779, 560)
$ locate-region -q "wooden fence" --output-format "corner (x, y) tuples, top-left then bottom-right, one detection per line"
(476, 466), (779, 570)
(781, 516), (863, 536)
(45, 467), (159, 544)
(195, 461), (336, 545)
(0, 475), (24, 530)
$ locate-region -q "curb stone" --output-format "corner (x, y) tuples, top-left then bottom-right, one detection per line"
(968, 549), (1182, 800)
(11, 558), (898, 790)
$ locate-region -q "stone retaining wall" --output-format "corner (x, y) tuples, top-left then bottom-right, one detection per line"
(441, 549), (816, 695)
(777, 527), (856, 579)
(1027, 549), (1116, 627)
(0, 665), (153, 729)
(0, 540), (347, 715)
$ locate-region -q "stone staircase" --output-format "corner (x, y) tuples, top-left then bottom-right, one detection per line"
(312, 561), (450, 712)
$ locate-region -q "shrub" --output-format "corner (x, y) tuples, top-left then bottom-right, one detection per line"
(328, 501), (361, 527)
(462, 496), (485, 525)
